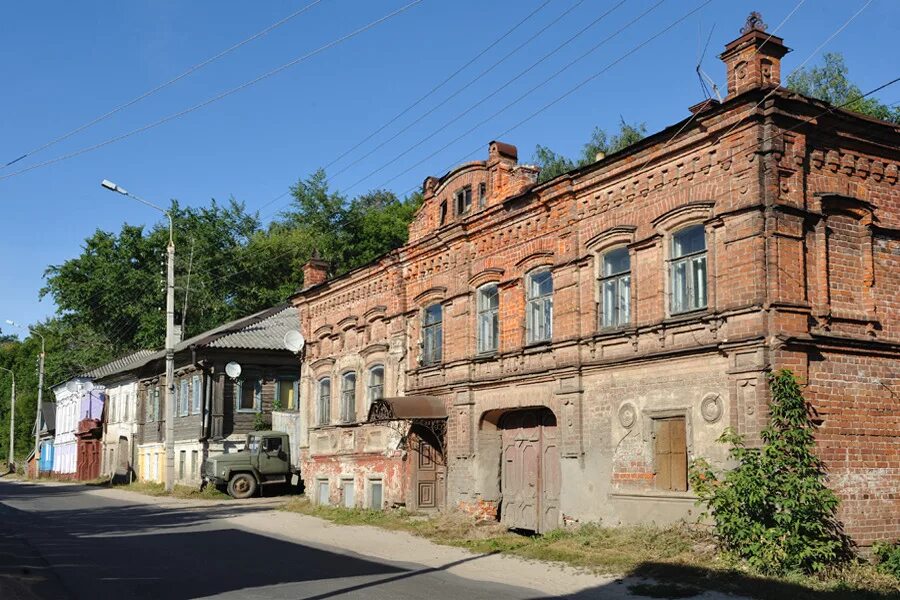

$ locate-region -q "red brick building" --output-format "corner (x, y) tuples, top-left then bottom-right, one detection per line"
(288, 16), (899, 544)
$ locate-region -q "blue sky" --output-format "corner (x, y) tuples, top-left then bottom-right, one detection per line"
(1, 0), (896, 334)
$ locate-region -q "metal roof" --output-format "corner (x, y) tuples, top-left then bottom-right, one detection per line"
(207, 305), (300, 350)
(368, 396), (447, 421)
(83, 349), (156, 379)
(75, 304), (301, 382)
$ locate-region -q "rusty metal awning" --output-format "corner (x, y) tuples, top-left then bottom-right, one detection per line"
(367, 396), (447, 422)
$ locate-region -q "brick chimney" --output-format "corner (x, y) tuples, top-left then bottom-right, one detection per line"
(301, 252), (329, 289)
(720, 12), (789, 100)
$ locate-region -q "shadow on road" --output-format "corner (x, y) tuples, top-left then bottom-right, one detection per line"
(0, 482), (517, 600)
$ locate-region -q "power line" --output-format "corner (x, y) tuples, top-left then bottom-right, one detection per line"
(714, 0), (873, 145)
(637, 0), (806, 174)
(2, 0), (326, 169)
(0, 0), (424, 183)
(337, 0), (641, 194)
(48, 75), (900, 389)
(250, 0), (564, 218)
(324, 0), (597, 184)
(373, 0), (710, 192)
(322, 0), (556, 174)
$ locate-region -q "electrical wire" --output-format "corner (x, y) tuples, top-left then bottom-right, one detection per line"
(338, 0), (642, 194)
(1, 0), (326, 169)
(324, 0), (599, 184)
(371, 0), (710, 192)
(0, 0), (424, 183)
(322, 0), (556, 173)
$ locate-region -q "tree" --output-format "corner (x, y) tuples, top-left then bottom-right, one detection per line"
(690, 370), (850, 575)
(533, 118), (647, 183)
(787, 52), (900, 124)
(41, 199), (263, 352)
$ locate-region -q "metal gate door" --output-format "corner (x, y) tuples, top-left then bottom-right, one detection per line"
(500, 408), (560, 533)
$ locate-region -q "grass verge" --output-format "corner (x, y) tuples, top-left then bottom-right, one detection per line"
(112, 480), (232, 500)
(280, 497), (899, 600)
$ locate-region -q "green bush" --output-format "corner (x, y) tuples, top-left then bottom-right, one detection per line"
(873, 540), (900, 579)
(690, 369), (850, 575)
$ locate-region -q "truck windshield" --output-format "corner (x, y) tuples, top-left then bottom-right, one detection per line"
(248, 436), (259, 455)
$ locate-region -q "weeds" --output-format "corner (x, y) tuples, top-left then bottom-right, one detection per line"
(280, 497), (900, 599)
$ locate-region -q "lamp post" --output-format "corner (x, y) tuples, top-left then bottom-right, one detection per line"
(101, 179), (176, 492)
(0, 366), (15, 471)
(5, 320), (44, 478)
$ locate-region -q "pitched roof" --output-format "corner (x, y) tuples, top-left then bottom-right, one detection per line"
(85, 349), (156, 380)
(78, 304), (301, 382)
(41, 402), (56, 432)
(206, 305), (300, 350)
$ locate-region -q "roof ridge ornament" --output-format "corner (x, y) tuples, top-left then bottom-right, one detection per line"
(742, 11), (767, 34)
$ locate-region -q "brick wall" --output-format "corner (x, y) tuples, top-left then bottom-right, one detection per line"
(291, 17), (899, 542)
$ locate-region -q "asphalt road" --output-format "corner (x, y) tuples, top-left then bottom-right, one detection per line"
(0, 480), (627, 600)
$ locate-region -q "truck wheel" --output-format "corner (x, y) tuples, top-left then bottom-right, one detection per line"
(227, 473), (257, 499)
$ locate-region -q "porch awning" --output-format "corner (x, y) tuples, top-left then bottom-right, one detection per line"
(367, 396), (447, 421)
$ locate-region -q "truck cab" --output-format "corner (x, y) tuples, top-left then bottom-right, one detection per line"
(204, 431), (296, 498)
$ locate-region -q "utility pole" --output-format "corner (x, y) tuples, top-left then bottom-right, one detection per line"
(34, 335), (45, 478)
(164, 216), (176, 492)
(1, 367), (15, 471)
(7, 321), (45, 478)
(101, 179), (176, 492)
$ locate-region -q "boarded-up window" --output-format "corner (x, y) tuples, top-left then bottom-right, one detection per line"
(654, 417), (687, 492)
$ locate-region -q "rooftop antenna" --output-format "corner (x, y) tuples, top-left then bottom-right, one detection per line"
(696, 24), (723, 102)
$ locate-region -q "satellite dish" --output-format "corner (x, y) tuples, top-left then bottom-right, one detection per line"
(66, 381), (77, 393)
(225, 362), (242, 379)
(283, 330), (305, 353)
(83, 381), (95, 392)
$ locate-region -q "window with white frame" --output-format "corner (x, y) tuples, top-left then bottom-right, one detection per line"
(340, 372), (356, 423)
(153, 386), (161, 422)
(236, 378), (260, 412)
(526, 269), (553, 344)
(476, 283), (499, 354)
(276, 377), (299, 411)
(123, 392), (130, 422)
(600, 247), (631, 328)
(317, 377), (331, 425)
(180, 379), (190, 416)
(670, 224), (707, 314)
(422, 303), (443, 366)
(367, 365), (384, 406)
(191, 375), (201, 414)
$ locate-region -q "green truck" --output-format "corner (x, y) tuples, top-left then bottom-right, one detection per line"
(203, 431), (298, 499)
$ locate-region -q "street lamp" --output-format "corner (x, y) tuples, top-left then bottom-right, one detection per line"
(101, 179), (176, 492)
(5, 320), (45, 478)
(0, 366), (15, 472)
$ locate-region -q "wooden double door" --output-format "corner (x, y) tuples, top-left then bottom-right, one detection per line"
(500, 408), (560, 533)
(77, 439), (101, 481)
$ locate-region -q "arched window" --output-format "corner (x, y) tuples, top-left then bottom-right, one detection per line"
(526, 270), (553, 343)
(476, 283), (499, 354)
(317, 377), (331, 425)
(340, 372), (357, 423)
(422, 304), (443, 366)
(670, 225), (707, 314)
(367, 365), (385, 405)
(600, 247), (631, 327)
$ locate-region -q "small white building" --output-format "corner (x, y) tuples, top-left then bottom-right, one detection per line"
(50, 378), (93, 476)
